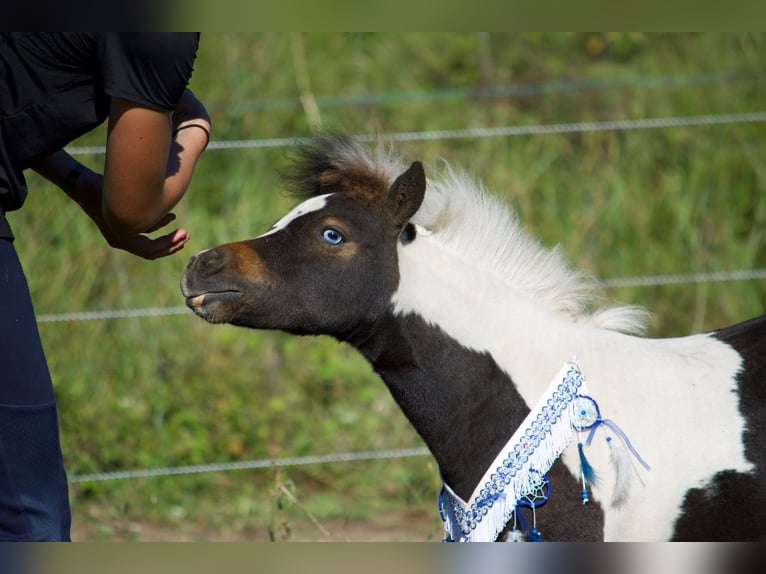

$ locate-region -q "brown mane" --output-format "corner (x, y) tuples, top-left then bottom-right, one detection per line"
(284, 134), (399, 208)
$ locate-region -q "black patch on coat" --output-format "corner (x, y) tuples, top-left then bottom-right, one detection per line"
(672, 314), (766, 541)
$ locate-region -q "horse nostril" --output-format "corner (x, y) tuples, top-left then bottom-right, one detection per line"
(193, 248), (230, 278)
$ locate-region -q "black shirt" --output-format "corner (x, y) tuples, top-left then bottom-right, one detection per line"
(0, 32), (199, 240)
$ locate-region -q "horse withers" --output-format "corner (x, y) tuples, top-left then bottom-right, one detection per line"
(181, 134), (766, 541)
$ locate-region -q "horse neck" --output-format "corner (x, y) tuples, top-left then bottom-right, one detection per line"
(391, 232), (593, 407)
(345, 312), (531, 501)
(345, 234), (600, 500)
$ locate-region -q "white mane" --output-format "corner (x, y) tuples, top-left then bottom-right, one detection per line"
(385, 154), (648, 335)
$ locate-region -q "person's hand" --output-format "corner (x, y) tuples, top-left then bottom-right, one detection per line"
(102, 212), (190, 260)
(73, 168), (191, 260)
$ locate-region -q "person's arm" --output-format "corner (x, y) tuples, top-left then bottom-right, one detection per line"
(31, 89), (210, 260)
(103, 90), (210, 237)
(31, 149), (190, 260)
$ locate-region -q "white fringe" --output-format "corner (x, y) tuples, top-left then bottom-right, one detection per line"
(441, 361), (588, 542)
(607, 436), (634, 507)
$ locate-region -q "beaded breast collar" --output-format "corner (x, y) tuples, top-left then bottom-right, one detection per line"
(438, 361), (649, 542)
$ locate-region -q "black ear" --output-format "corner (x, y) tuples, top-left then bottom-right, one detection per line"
(385, 161), (426, 229)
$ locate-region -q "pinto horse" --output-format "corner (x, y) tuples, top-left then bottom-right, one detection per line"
(181, 134), (766, 541)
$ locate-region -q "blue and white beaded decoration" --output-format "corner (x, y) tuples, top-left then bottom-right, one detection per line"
(571, 393), (651, 507)
(439, 361), (588, 543)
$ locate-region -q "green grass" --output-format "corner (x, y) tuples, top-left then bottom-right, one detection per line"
(8, 33), (766, 540)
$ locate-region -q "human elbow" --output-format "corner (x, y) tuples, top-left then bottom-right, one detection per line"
(102, 205), (156, 237)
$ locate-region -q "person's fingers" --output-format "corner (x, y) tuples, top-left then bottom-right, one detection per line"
(121, 228), (190, 260)
(145, 228), (190, 259)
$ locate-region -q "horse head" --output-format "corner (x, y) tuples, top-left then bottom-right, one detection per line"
(181, 136), (425, 338)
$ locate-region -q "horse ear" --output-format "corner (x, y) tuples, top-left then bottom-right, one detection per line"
(385, 161), (426, 229)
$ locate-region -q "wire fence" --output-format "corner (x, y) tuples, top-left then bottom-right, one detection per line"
(54, 92), (766, 486)
(69, 447), (431, 484)
(66, 111), (766, 156)
(206, 71), (766, 113)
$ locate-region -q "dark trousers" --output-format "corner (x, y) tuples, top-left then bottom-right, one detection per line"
(0, 238), (71, 541)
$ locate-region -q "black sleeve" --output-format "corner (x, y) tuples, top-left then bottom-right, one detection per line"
(98, 33), (199, 112)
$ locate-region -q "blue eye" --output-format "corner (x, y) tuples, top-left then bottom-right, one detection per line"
(322, 227), (344, 245)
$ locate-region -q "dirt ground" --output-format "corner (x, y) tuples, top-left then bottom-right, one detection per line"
(70, 508), (443, 542)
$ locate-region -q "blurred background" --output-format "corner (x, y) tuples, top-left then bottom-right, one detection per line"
(10, 33), (766, 541)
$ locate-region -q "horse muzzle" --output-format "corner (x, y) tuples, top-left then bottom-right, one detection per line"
(181, 248), (245, 323)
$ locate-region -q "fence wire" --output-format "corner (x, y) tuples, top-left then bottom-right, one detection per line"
(209, 72), (765, 112)
(36, 268), (766, 324)
(66, 111), (766, 156)
(599, 268), (766, 289)
(69, 447), (432, 484)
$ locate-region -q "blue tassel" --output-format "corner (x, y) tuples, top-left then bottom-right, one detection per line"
(527, 528), (544, 542)
(578, 442), (598, 485)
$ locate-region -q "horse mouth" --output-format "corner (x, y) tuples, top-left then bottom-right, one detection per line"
(183, 289), (243, 319)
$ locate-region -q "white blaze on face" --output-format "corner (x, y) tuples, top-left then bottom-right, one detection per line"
(258, 194), (334, 238)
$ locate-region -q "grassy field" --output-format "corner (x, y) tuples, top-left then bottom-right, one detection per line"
(9, 33), (766, 541)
